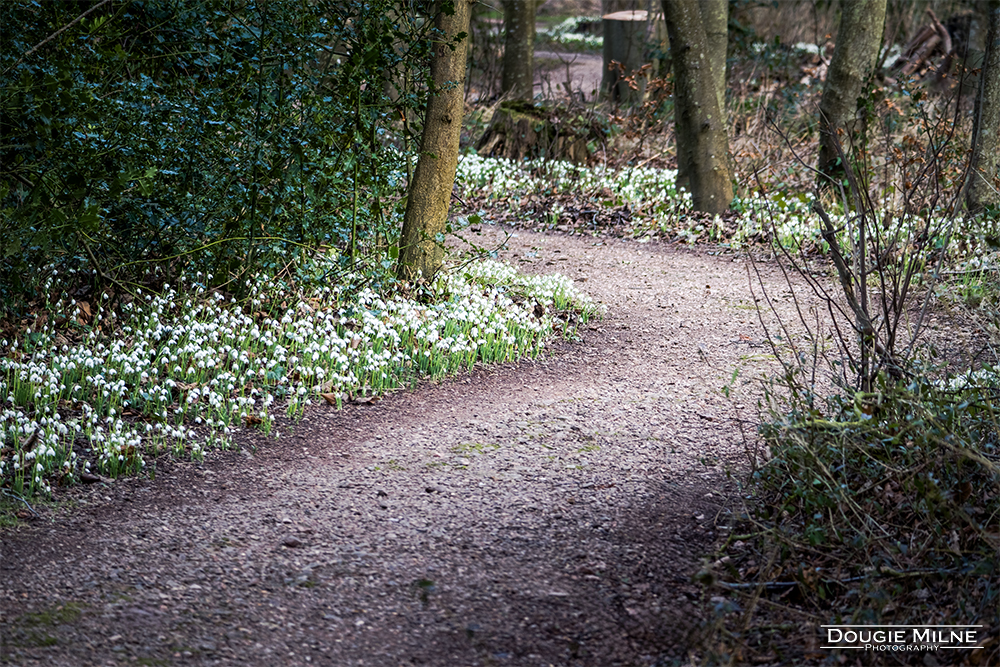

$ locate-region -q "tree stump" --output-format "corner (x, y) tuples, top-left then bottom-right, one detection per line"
(602, 10), (648, 104)
(475, 101), (596, 163)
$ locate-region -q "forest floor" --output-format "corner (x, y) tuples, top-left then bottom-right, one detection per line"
(0, 226), (818, 666)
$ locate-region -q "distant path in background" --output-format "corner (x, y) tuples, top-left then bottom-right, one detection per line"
(534, 50), (605, 101)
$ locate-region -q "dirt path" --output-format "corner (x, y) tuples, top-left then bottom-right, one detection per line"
(1, 228), (802, 666)
(534, 51), (604, 100)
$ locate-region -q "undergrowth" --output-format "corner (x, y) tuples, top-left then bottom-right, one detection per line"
(0, 257), (601, 499)
(705, 370), (998, 665)
(699, 72), (1000, 665)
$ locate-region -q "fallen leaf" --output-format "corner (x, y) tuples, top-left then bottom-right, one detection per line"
(20, 430), (40, 452)
(950, 529), (962, 556)
(320, 393), (340, 406)
(244, 414), (263, 426)
(958, 481), (973, 502)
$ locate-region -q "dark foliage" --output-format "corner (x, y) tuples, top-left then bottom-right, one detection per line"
(1, 0), (434, 312)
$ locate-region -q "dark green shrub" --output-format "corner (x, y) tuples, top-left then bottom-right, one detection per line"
(1, 0), (434, 312)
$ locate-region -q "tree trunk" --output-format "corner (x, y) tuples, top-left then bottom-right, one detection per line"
(476, 100), (596, 163)
(397, 0), (472, 282)
(672, 0), (727, 191)
(603, 0), (639, 13)
(502, 0), (535, 100)
(661, 0), (733, 215)
(816, 0), (887, 186)
(701, 0), (726, 115)
(602, 10), (648, 104)
(967, 0), (1000, 215)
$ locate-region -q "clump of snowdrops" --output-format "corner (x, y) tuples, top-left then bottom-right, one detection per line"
(456, 154), (998, 268)
(0, 258), (601, 497)
(537, 17), (603, 51)
(456, 153), (830, 247)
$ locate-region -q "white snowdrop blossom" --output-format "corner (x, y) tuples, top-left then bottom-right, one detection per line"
(1, 257), (597, 496)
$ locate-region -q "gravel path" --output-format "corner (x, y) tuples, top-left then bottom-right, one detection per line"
(1, 228), (802, 666)
(534, 51), (605, 100)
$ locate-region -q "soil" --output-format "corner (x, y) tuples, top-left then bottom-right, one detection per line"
(0, 227), (813, 667)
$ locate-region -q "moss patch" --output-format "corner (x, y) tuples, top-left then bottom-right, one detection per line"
(6, 602), (84, 648)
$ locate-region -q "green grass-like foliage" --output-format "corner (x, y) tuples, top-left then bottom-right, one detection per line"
(747, 369), (999, 631)
(0, 259), (601, 496)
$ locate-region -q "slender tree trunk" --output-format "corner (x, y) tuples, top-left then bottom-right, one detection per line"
(816, 0), (887, 186)
(701, 0), (726, 115)
(397, 0), (472, 282)
(672, 0), (727, 191)
(662, 0), (733, 215)
(502, 0), (535, 100)
(967, 0), (1000, 215)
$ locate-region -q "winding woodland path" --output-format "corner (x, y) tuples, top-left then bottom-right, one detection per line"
(1, 228), (804, 666)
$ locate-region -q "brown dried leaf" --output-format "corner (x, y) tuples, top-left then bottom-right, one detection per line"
(320, 392), (340, 406)
(958, 481), (973, 503)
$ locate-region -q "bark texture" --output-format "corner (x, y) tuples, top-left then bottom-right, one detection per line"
(701, 0), (727, 115)
(602, 11), (647, 104)
(967, 0), (1000, 214)
(397, 0), (472, 281)
(672, 0), (727, 190)
(602, 0), (636, 12)
(816, 0), (887, 184)
(476, 100), (595, 163)
(502, 0), (535, 100)
(661, 0), (733, 215)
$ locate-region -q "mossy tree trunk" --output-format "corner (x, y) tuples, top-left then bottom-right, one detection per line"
(476, 100), (593, 163)
(661, 0), (733, 215)
(967, 0), (1000, 215)
(397, 0), (473, 282)
(816, 0), (887, 187)
(502, 0), (536, 100)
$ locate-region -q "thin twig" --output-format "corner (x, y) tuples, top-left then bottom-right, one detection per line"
(2, 0), (116, 77)
(2, 490), (40, 518)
